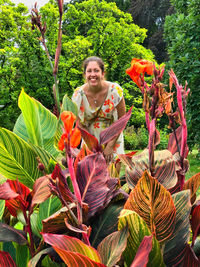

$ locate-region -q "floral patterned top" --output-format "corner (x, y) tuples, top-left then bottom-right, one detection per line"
(72, 82), (124, 156)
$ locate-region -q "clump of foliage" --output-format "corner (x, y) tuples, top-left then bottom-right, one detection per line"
(164, 0), (200, 153)
(0, 1), (200, 266)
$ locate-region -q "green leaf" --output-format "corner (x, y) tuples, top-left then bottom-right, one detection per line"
(14, 243), (29, 267)
(0, 200), (5, 219)
(90, 200), (125, 248)
(62, 94), (78, 116)
(37, 196), (62, 234)
(163, 190), (191, 266)
(28, 247), (53, 267)
(97, 226), (129, 267)
(118, 209), (165, 267)
(0, 128), (41, 188)
(14, 89), (59, 157)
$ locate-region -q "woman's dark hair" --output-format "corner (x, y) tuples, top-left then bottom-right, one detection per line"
(83, 56), (105, 73)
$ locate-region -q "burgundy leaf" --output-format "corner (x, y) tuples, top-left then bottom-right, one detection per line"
(0, 223), (27, 245)
(31, 176), (51, 210)
(76, 153), (118, 217)
(131, 235), (153, 267)
(78, 126), (101, 152)
(51, 164), (75, 203)
(100, 107), (132, 145)
(182, 244), (200, 267)
(191, 202), (200, 246)
(168, 126), (189, 157)
(0, 251), (17, 267)
(0, 181), (19, 200)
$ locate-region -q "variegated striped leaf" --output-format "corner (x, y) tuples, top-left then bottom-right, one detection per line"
(183, 172), (200, 203)
(123, 149), (179, 189)
(14, 89), (59, 158)
(118, 209), (165, 267)
(42, 233), (105, 266)
(97, 226), (129, 267)
(163, 190), (191, 266)
(0, 128), (41, 188)
(124, 170), (176, 242)
(62, 94), (78, 116)
(0, 200), (5, 219)
(0, 251), (17, 267)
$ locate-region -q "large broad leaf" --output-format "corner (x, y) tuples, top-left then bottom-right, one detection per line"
(97, 226), (128, 267)
(118, 209), (165, 267)
(14, 89), (59, 157)
(190, 201), (200, 246)
(90, 200), (125, 248)
(131, 235), (153, 267)
(183, 172), (200, 203)
(0, 251), (17, 267)
(163, 190), (191, 266)
(0, 223), (27, 245)
(182, 244), (200, 267)
(100, 107), (132, 145)
(62, 94), (78, 116)
(78, 127), (100, 152)
(120, 149), (179, 189)
(76, 152), (118, 217)
(0, 181), (19, 200)
(42, 233), (105, 266)
(37, 196), (62, 234)
(14, 242), (29, 267)
(124, 170), (176, 243)
(0, 128), (41, 188)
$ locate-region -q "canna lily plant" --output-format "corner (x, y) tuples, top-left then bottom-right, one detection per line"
(0, 0), (200, 266)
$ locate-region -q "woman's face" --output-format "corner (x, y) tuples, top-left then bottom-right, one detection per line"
(84, 61), (104, 88)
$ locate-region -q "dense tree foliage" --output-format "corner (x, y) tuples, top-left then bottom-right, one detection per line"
(164, 0), (200, 150)
(128, 0), (173, 63)
(0, 0), (155, 129)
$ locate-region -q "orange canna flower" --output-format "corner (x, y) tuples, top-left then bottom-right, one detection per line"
(126, 58), (153, 87)
(61, 111), (76, 134)
(58, 111), (81, 150)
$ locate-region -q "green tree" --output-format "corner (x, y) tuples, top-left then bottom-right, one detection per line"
(164, 0), (200, 151)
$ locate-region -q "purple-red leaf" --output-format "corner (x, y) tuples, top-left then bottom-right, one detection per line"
(0, 181), (19, 200)
(76, 153), (118, 217)
(0, 251), (17, 267)
(100, 107), (132, 145)
(168, 126), (189, 157)
(131, 235), (153, 267)
(0, 223), (27, 245)
(182, 244), (200, 267)
(78, 127), (101, 152)
(191, 201), (200, 246)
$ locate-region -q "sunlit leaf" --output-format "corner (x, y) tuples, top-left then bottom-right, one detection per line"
(0, 128), (41, 188)
(0, 199), (5, 219)
(78, 127), (100, 152)
(118, 209), (165, 267)
(163, 190), (191, 266)
(121, 149), (179, 189)
(131, 235), (153, 267)
(0, 251), (17, 267)
(90, 200), (125, 248)
(76, 152), (118, 217)
(0, 181), (19, 200)
(97, 226), (128, 267)
(42, 233), (103, 265)
(124, 170), (176, 242)
(183, 172), (200, 203)
(100, 107), (132, 145)
(14, 89), (59, 157)
(0, 223), (27, 245)
(62, 94), (78, 116)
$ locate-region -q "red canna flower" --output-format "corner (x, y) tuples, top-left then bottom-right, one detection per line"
(126, 58), (153, 87)
(58, 111), (81, 150)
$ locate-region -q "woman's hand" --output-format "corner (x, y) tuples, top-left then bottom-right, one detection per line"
(103, 144), (114, 164)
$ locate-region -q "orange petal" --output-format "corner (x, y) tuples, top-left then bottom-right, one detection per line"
(58, 133), (68, 151)
(61, 111), (76, 134)
(70, 127), (81, 148)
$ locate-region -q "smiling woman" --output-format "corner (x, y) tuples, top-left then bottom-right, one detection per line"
(72, 56), (126, 173)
